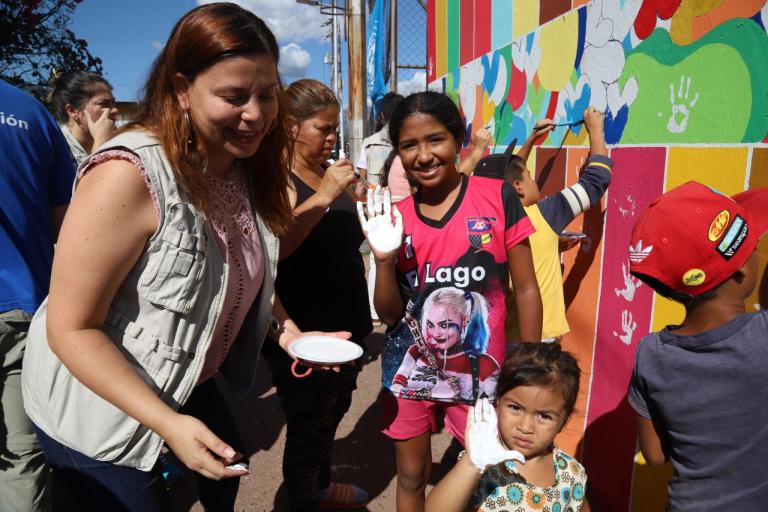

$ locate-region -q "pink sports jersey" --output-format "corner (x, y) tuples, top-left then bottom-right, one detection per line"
(382, 175), (534, 404)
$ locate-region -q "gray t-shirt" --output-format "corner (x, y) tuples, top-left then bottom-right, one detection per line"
(628, 310), (768, 511)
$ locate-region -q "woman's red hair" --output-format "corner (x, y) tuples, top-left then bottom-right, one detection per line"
(128, 2), (292, 234)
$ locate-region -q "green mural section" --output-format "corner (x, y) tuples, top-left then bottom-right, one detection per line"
(446, 0), (460, 72)
(620, 18), (768, 143)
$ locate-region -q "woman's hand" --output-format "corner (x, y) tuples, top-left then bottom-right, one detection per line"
(279, 328), (353, 373)
(356, 185), (403, 263)
(86, 108), (117, 150)
(317, 158), (356, 205)
(465, 398), (525, 471)
(160, 413), (248, 480)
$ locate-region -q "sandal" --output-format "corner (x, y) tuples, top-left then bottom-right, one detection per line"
(318, 482), (369, 510)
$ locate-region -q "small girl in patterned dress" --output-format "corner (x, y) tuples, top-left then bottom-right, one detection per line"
(426, 342), (590, 512)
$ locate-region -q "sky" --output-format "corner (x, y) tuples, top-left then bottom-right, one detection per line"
(70, 0), (426, 104)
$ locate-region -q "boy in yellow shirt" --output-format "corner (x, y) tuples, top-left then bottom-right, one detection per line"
(475, 108), (612, 341)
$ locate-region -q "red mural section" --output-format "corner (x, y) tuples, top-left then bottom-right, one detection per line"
(540, 0), (572, 24)
(634, 0), (682, 39)
(473, 1), (491, 58)
(581, 147), (666, 511)
(459, 0), (474, 66)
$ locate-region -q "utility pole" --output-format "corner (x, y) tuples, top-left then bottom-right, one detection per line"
(332, 11), (345, 156)
(347, 0), (366, 162)
(390, 0), (397, 93)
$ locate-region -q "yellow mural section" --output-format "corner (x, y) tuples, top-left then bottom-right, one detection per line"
(512, 0), (539, 40)
(747, 149), (768, 312)
(651, 147), (750, 332)
(538, 10), (579, 91)
(435, 0), (446, 80)
(671, 0), (767, 44)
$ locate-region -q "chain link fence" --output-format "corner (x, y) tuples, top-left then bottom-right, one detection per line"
(394, 0), (427, 95)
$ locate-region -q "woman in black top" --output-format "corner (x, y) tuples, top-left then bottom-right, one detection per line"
(262, 79), (372, 511)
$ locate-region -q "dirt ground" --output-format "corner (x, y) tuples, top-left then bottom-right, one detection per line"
(168, 325), (457, 512)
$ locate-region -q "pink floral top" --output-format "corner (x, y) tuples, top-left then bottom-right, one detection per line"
(81, 151), (264, 384)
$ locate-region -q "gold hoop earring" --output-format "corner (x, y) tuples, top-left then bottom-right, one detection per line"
(183, 111), (194, 150)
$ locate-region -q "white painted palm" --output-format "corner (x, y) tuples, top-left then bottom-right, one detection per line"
(356, 186), (403, 258)
(467, 398), (526, 471)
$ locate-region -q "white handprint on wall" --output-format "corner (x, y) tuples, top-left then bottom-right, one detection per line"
(667, 76), (699, 134)
(618, 194), (637, 218)
(614, 262), (642, 302)
(612, 309), (637, 346)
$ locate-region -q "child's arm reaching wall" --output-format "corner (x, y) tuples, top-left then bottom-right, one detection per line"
(459, 127), (493, 175)
(517, 119), (555, 164)
(537, 108), (613, 235)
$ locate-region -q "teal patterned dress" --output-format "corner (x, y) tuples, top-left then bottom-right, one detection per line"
(468, 447), (587, 512)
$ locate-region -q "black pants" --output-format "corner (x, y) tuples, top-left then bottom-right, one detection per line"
(263, 340), (361, 512)
(35, 377), (244, 512)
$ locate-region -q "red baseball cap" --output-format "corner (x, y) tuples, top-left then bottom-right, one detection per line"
(629, 181), (768, 296)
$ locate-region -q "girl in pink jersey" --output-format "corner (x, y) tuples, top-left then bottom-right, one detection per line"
(357, 91), (542, 512)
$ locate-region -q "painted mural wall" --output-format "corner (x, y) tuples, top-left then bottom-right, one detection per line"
(426, 1), (768, 510)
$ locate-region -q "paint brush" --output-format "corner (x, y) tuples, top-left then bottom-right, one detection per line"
(354, 171), (371, 187)
(546, 119), (585, 128)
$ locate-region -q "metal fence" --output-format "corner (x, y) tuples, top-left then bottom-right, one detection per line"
(393, 0), (427, 94)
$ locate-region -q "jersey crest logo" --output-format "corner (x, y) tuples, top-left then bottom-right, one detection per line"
(467, 217), (495, 249)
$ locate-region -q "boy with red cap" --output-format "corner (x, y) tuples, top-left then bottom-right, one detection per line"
(627, 181), (768, 510)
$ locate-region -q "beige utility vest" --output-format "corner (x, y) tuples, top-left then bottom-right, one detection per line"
(21, 131), (278, 470)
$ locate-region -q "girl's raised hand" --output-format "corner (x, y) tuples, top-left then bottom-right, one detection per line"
(466, 397), (525, 471)
(356, 185), (403, 262)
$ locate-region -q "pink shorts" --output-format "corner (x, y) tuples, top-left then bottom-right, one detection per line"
(379, 390), (469, 446)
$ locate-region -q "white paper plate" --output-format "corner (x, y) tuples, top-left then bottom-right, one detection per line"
(287, 336), (363, 364)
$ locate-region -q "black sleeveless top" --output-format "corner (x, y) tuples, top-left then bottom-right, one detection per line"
(275, 173), (373, 342)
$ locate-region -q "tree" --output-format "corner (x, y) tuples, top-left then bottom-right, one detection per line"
(0, 0), (103, 97)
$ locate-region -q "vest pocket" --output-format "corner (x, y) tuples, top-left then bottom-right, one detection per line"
(139, 212), (206, 314)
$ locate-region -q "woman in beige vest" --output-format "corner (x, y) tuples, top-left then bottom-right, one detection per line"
(21, 4), (346, 510)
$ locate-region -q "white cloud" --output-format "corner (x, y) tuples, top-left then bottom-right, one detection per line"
(279, 43), (312, 78)
(397, 72), (426, 96)
(151, 41), (164, 50)
(197, 0), (329, 43)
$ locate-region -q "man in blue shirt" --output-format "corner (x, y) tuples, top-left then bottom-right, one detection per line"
(0, 79), (75, 511)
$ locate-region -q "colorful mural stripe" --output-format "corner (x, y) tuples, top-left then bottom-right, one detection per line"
(427, 0), (436, 83)
(434, 0), (446, 80)
(558, 147), (606, 458)
(491, 1), (513, 50)
(446, 0), (460, 72)
(474, 1), (492, 60)
(582, 147), (666, 511)
(460, 0), (474, 66)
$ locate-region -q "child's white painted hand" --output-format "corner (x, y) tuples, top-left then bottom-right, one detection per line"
(466, 398), (525, 472)
(356, 185), (403, 262)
